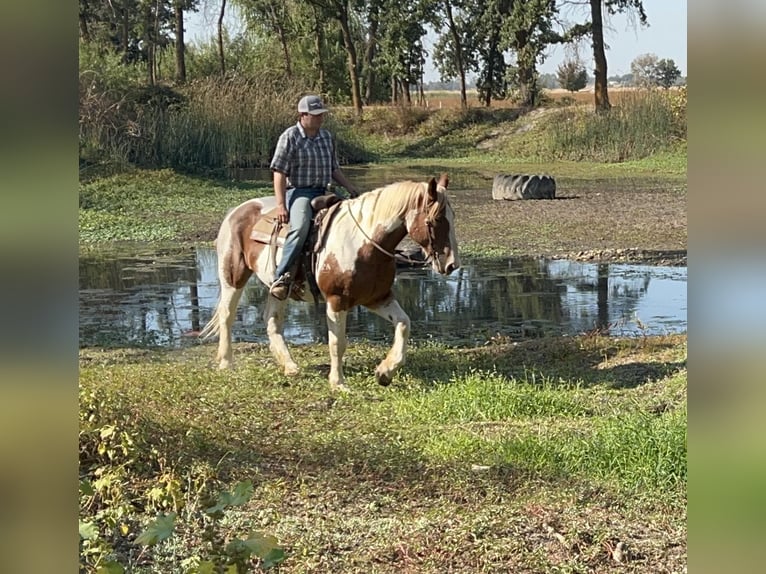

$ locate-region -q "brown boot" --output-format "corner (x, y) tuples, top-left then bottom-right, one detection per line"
(269, 273), (292, 300)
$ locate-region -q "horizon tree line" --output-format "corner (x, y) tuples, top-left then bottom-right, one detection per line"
(79, 0), (659, 112)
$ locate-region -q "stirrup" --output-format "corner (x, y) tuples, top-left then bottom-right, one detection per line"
(269, 273), (291, 300)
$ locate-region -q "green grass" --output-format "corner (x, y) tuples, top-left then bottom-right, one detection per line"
(80, 335), (686, 572)
(78, 88), (687, 571)
(332, 89), (686, 172)
(79, 168), (271, 244)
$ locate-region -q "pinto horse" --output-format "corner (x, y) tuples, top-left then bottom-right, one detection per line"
(200, 174), (459, 391)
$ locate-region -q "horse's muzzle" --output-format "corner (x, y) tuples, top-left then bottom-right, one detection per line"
(433, 255), (459, 275)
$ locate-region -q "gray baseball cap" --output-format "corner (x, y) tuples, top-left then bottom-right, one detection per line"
(298, 95), (329, 115)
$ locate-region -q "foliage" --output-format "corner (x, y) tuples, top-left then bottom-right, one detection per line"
(631, 53), (681, 89)
(630, 53), (660, 87)
(655, 58), (683, 89)
(546, 88), (686, 162)
(78, 72), (306, 171)
(79, 384), (286, 572)
(78, 169), (269, 243)
(79, 332), (687, 572)
(556, 58), (588, 93)
(502, 0), (564, 107)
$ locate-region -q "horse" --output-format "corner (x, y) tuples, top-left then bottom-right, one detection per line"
(200, 174), (459, 392)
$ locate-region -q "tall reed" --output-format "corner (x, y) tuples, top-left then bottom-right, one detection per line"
(547, 88), (687, 162)
(138, 77), (302, 170)
(79, 74), (307, 172)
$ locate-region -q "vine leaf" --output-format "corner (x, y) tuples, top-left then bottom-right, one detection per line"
(136, 512), (177, 546)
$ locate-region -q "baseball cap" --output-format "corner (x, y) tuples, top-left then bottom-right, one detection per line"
(298, 95), (329, 115)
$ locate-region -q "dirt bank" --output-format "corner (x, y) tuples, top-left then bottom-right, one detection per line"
(453, 175), (686, 266)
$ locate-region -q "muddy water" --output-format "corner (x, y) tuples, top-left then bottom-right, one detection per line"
(79, 247), (686, 349)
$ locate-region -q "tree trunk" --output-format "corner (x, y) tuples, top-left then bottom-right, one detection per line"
(391, 74), (397, 104)
(218, 0), (227, 75)
(445, 1), (467, 109)
(79, 0), (91, 41)
(174, 1), (186, 83)
(270, 4), (292, 78)
(590, 0), (611, 111)
(418, 60), (426, 106)
(143, 4), (155, 85)
(314, 26), (325, 93)
(277, 22), (293, 77)
(122, 5), (130, 62)
(363, 6), (379, 104)
(337, 9), (363, 116)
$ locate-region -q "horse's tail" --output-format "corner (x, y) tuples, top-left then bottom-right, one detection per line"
(199, 303), (221, 340)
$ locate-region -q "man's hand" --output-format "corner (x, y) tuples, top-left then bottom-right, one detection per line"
(276, 204), (289, 224)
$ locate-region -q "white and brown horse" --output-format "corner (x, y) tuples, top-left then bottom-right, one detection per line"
(200, 174), (459, 391)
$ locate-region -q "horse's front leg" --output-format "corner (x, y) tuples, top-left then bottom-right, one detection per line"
(212, 282), (244, 369)
(326, 307), (350, 392)
(367, 298), (411, 386)
(263, 296), (300, 376)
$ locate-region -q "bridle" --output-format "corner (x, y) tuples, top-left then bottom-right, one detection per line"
(343, 198), (442, 267)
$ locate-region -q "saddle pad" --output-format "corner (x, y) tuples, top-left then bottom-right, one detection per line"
(249, 196), (288, 246)
(248, 195), (343, 247)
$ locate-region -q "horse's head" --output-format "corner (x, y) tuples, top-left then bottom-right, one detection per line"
(408, 174), (460, 275)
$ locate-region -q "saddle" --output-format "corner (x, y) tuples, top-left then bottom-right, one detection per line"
(249, 193), (344, 300)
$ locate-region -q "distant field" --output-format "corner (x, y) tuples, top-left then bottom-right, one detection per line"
(420, 87), (654, 108)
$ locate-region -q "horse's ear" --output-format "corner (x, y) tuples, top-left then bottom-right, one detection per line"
(427, 177), (438, 201)
(438, 173), (449, 189)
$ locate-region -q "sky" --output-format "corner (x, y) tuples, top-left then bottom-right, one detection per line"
(536, 0), (688, 77)
(187, 0), (687, 82)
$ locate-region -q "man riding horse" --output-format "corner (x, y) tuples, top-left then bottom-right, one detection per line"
(269, 94), (360, 300)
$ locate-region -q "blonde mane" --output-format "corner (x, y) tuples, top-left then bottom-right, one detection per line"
(354, 180), (447, 224)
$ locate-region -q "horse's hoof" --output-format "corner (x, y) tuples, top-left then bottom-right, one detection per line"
(218, 360), (232, 370)
(284, 364), (300, 377)
(330, 382), (351, 393)
(375, 370), (392, 386)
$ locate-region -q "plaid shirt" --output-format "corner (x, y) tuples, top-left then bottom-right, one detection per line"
(270, 122), (339, 190)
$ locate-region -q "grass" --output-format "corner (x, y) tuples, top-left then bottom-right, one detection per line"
(80, 335), (686, 572)
(79, 89), (687, 572)
(331, 87), (686, 169)
(79, 168), (272, 244)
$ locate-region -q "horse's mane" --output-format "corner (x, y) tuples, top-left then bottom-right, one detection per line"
(356, 180), (447, 223)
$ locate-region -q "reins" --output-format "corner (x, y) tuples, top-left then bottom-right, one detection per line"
(343, 199), (433, 267)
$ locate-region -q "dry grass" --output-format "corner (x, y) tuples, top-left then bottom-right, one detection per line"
(401, 87), (680, 109)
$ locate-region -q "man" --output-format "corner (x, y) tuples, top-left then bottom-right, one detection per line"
(269, 94), (360, 300)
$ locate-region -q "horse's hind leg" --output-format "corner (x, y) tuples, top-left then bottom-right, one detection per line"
(367, 298), (411, 386)
(215, 282), (244, 369)
(263, 296), (300, 376)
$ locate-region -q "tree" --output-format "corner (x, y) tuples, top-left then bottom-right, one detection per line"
(174, 0), (200, 83)
(503, 0), (563, 107)
(630, 52), (659, 87)
(630, 53), (681, 88)
(586, 0), (647, 111)
(474, 0), (511, 107)
(432, 0), (476, 109)
(217, 0), (227, 74)
(300, 0), (365, 116)
(376, 1), (428, 105)
(556, 58), (588, 92)
(239, 0), (298, 78)
(655, 58), (681, 88)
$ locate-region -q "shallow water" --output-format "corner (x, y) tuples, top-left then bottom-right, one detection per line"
(79, 247), (686, 348)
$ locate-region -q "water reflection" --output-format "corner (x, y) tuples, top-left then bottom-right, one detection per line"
(79, 248), (686, 349)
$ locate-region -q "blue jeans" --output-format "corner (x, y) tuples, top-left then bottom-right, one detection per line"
(274, 187), (325, 279)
